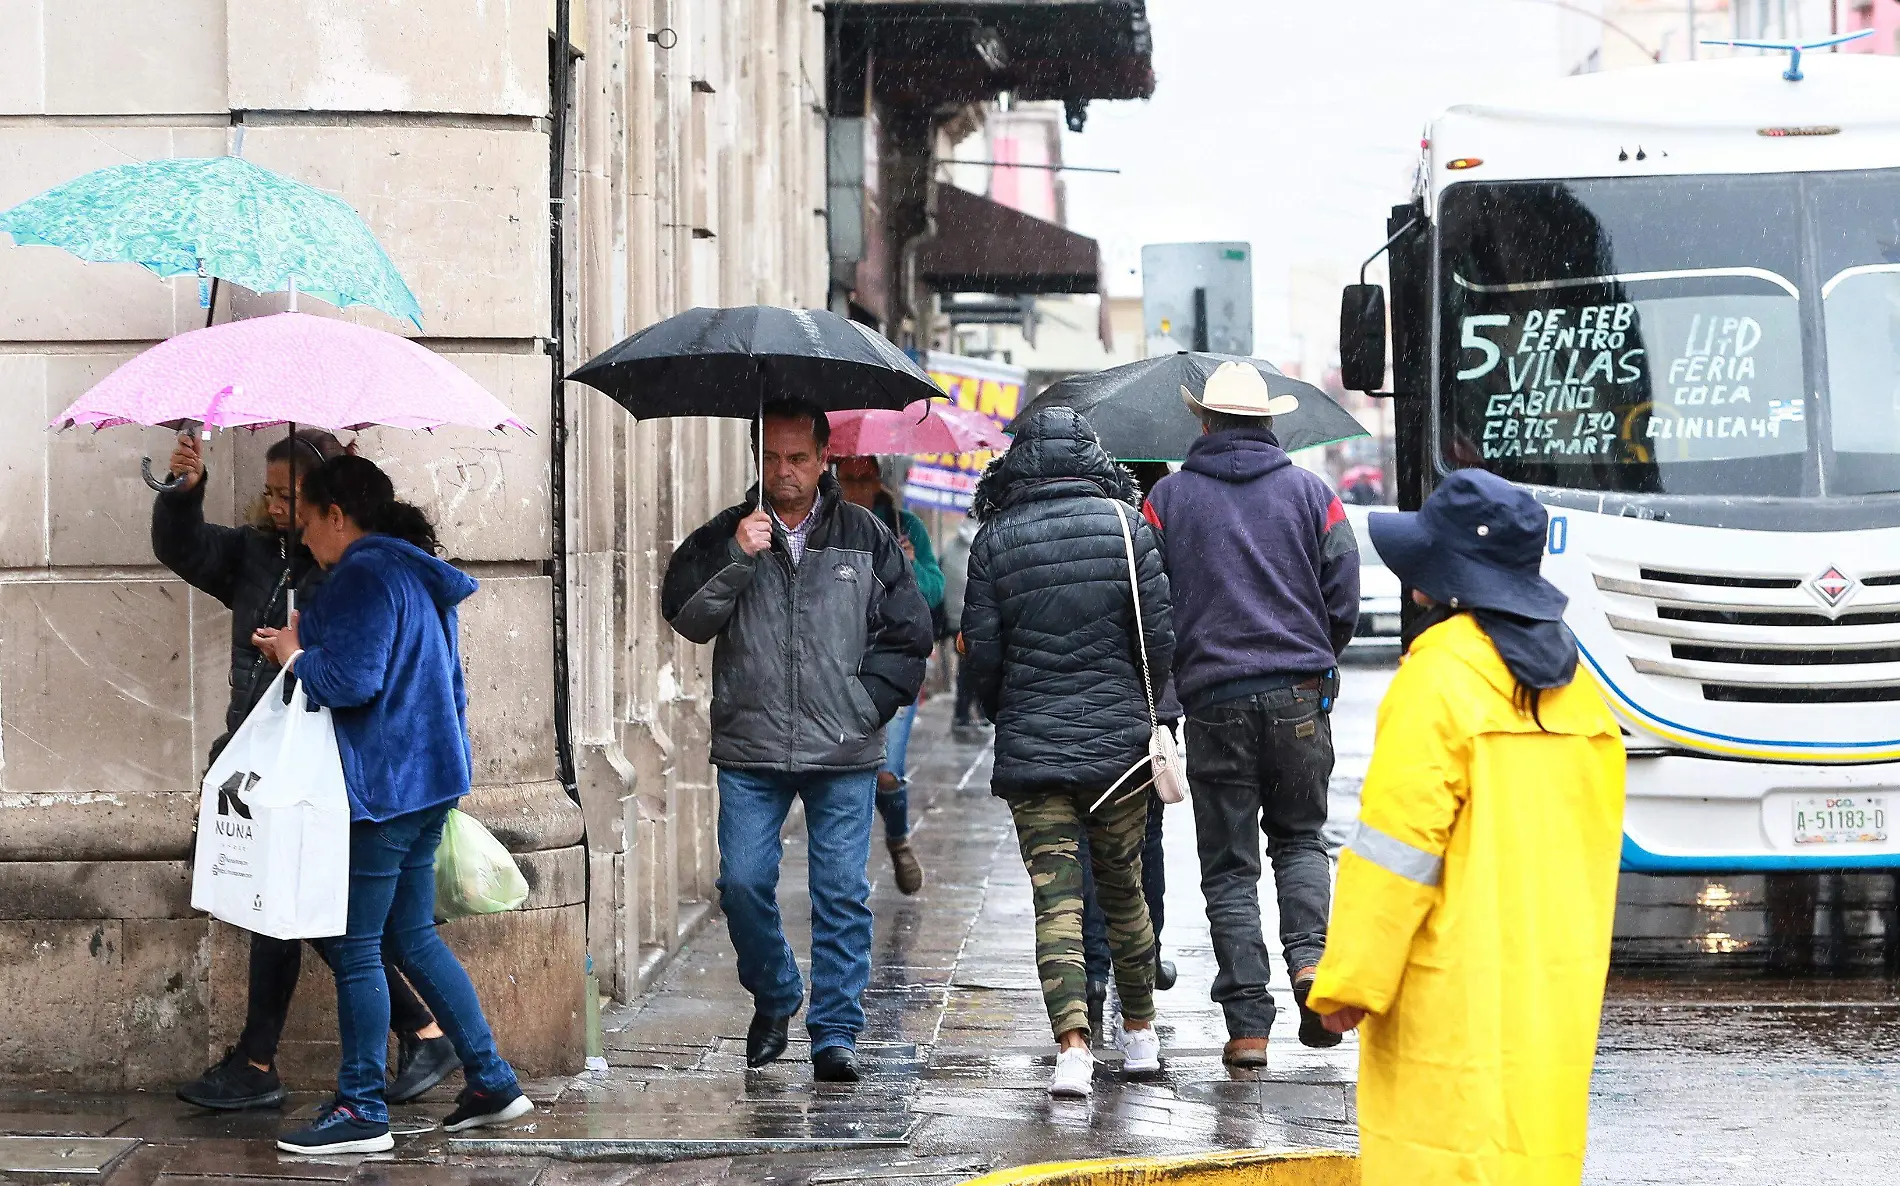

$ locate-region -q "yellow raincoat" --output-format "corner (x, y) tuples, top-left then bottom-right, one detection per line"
(1308, 613), (1625, 1186)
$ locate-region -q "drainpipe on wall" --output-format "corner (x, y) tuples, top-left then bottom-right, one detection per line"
(549, 0), (579, 808)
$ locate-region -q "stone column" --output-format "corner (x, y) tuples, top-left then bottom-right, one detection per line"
(0, 0), (583, 1089)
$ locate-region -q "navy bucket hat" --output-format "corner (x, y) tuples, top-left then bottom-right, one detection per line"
(1368, 469), (1567, 622)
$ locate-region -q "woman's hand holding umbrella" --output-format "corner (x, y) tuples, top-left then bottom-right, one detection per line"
(167, 435), (206, 493)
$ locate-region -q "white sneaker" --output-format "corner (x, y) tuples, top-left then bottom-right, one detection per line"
(1048, 1046), (1095, 1098)
(1121, 1026), (1161, 1075)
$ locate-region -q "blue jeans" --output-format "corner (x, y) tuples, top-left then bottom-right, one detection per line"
(318, 804), (518, 1123)
(715, 768), (876, 1052)
(875, 702), (918, 840)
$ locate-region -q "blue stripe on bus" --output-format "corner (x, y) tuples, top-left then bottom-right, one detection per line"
(1580, 641), (1900, 752)
(1621, 834), (1900, 872)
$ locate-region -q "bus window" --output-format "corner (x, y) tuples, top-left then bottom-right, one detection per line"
(1439, 176), (1809, 497)
(1813, 170), (1900, 496)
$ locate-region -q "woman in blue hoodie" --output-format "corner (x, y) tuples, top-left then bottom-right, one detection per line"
(251, 455), (530, 1155)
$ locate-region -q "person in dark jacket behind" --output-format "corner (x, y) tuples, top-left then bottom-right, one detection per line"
(154, 430), (456, 1113)
(962, 407), (1173, 1099)
(835, 455), (943, 897)
(253, 456), (530, 1154)
(1143, 361), (1360, 1067)
(661, 399), (932, 1085)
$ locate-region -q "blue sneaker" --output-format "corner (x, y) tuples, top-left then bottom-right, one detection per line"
(276, 1100), (394, 1155)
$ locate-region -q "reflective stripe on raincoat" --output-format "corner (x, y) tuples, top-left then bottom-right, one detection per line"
(1308, 612), (1625, 1186)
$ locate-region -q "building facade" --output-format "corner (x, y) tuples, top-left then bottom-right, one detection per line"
(0, 0), (825, 1090)
(1844, 0), (1900, 54)
(1587, 0), (1842, 72)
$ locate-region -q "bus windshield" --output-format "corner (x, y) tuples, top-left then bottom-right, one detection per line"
(1438, 170), (1900, 498)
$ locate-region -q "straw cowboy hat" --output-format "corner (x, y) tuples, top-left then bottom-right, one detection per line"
(1180, 360), (1302, 419)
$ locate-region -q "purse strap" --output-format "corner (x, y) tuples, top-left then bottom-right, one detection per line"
(1106, 500), (1159, 731)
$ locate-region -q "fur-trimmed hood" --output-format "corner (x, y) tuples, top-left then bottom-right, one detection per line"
(970, 405), (1137, 520)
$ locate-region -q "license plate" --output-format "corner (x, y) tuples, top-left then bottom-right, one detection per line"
(1791, 795), (1889, 845)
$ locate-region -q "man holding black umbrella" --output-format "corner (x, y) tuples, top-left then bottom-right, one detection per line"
(661, 398), (933, 1084)
(1142, 362), (1360, 1068)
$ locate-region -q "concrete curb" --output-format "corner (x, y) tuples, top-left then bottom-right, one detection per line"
(960, 1148), (1359, 1185)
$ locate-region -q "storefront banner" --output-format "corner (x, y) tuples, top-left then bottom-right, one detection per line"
(902, 351), (1026, 513)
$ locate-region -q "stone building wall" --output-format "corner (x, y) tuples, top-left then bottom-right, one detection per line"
(0, 0), (825, 1090)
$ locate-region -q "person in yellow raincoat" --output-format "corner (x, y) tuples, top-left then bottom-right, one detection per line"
(1306, 469), (1625, 1186)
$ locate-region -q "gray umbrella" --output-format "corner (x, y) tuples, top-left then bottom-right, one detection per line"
(1009, 352), (1368, 463)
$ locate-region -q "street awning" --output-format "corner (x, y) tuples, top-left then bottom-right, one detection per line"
(917, 185), (1100, 296)
(828, 1), (1155, 113)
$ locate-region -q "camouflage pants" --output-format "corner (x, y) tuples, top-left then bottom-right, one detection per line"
(1008, 786), (1157, 1040)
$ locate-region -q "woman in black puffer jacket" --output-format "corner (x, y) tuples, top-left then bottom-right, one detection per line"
(961, 406), (1174, 1096)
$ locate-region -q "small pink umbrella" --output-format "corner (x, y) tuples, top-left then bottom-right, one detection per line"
(827, 400), (1010, 457)
(53, 312), (528, 434)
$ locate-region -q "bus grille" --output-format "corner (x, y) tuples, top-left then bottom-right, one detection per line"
(1595, 566), (1900, 704)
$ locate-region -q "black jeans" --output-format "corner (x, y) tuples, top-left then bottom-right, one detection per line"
(208, 730), (434, 1067)
(235, 933), (434, 1068)
(953, 650), (982, 725)
(1081, 792), (1167, 983)
(1184, 686), (1334, 1039)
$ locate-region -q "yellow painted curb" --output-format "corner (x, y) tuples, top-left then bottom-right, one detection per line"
(959, 1148), (1359, 1186)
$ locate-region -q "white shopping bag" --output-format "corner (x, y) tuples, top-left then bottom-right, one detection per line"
(190, 669), (351, 939)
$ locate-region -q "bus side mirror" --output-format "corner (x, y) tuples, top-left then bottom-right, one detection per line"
(1339, 284), (1387, 394)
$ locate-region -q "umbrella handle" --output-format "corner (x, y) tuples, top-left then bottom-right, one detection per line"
(141, 456), (188, 493)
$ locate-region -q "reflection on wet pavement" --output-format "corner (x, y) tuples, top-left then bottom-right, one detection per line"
(556, 699), (1361, 1177)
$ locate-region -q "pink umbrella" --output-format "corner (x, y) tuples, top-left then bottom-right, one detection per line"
(52, 312), (529, 433)
(827, 400), (1009, 457)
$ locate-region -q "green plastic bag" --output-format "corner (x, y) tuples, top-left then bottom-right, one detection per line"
(434, 809), (529, 922)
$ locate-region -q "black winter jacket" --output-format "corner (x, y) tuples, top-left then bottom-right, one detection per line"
(661, 474), (933, 773)
(963, 407), (1174, 796)
(152, 475), (326, 740)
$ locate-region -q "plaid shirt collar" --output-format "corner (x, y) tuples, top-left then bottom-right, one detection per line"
(769, 497), (821, 566)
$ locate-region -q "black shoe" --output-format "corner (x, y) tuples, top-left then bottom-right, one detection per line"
(813, 1047), (860, 1083)
(1293, 972), (1342, 1050)
(177, 1047), (287, 1111)
(442, 1085), (534, 1132)
(276, 1100), (392, 1155)
(1085, 977), (1109, 1043)
(1155, 958), (1178, 992)
(746, 1008), (796, 1068)
(389, 1033), (458, 1104)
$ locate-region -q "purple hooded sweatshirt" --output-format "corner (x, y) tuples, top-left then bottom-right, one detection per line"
(1143, 427), (1360, 713)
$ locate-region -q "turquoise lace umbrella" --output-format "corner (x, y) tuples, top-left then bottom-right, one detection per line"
(0, 156), (423, 329)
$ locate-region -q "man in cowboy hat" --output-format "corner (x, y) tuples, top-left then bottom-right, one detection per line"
(1141, 361), (1360, 1067)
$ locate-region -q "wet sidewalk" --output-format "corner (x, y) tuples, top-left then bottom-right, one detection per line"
(4, 699), (1358, 1185)
(557, 702), (1360, 1180)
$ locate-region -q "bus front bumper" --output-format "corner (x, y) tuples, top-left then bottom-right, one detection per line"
(1624, 752), (1900, 872)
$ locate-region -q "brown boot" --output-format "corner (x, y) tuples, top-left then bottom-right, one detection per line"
(888, 837), (924, 895)
(1222, 1037), (1269, 1068)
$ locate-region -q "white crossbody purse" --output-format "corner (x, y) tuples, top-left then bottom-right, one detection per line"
(1092, 500), (1189, 812)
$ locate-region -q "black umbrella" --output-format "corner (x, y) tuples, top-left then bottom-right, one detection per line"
(567, 305), (943, 420)
(1009, 352), (1368, 463)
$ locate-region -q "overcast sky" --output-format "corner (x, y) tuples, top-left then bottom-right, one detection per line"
(1060, 0), (1602, 364)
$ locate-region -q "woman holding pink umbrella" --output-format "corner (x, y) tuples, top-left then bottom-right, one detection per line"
(826, 400), (1002, 896)
(52, 310), (533, 1154)
(833, 455), (943, 896)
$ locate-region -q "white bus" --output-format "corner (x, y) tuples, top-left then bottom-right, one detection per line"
(1341, 51), (1900, 875)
